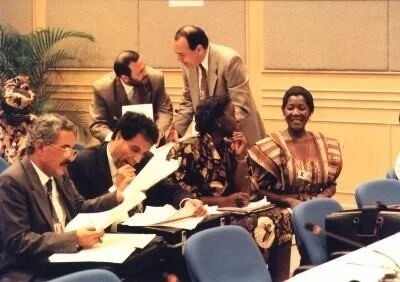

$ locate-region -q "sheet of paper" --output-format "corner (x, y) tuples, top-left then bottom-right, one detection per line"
(152, 215), (205, 230)
(122, 104), (153, 121)
(205, 205), (224, 215)
(49, 233), (155, 264)
(123, 157), (179, 195)
(123, 204), (196, 227)
(217, 197), (273, 213)
(65, 204), (131, 232)
(150, 142), (174, 160)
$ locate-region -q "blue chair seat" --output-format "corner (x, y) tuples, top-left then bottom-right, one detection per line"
(0, 157), (9, 174)
(49, 269), (120, 282)
(184, 225), (272, 282)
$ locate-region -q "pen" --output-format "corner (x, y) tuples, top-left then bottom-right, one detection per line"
(87, 226), (102, 244)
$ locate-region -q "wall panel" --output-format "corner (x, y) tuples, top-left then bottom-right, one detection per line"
(0, 0), (32, 33)
(139, 0), (245, 68)
(263, 1), (388, 70)
(46, 0), (139, 68)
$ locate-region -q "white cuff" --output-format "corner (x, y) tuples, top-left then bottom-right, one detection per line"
(108, 185), (116, 193)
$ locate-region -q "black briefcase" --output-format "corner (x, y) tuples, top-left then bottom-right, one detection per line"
(325, 205), (400, 256)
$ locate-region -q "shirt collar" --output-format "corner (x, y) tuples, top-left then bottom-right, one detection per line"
(106, 142), (118, 177)
(120, 79), (134, 95)
(30, 160), (51, 188)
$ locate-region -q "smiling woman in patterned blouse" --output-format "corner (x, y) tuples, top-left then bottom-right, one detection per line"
(248, 86), (342, 208)
(168, 95), (293, 282)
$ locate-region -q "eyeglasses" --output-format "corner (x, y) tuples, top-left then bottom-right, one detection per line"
(48, 144), (78, 161)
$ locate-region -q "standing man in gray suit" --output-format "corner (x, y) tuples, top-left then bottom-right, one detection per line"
(89, 50), (173, 143)
(171, 25), (266, 146)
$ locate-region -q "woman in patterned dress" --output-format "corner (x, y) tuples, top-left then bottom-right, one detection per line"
(247, 86), (343, 270)
(0, 76), (36, 164)
(168, 95), (292, 282)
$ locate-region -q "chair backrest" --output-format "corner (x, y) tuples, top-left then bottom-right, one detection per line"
(386, 168), (398, 180)
(355, 179), (400, 208)
(184, 225), (272, 282)
(48, 269), (120, 282)
(73, 143), (85, 151)
(292, 198), (343, 265)
(0, 157), (9, 174)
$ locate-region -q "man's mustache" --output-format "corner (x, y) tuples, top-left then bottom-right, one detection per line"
(60, 159), (72, 166)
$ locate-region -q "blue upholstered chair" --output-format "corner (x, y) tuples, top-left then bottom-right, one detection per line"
(355, 179), (400, 208)
(386, 168), (398, 180)
(48, 269), (120, 282)
(184, 225), (272, 282)
(292, 198), (343, 266)
(0, 157), (9, 174)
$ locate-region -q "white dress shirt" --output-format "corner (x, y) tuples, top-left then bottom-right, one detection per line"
(31, 161), (67, 227)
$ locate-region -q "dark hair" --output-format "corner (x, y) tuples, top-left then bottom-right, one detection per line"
(111, 112), (158, 144)
(195, 96), (231, 135)
(175, 25), (209, 50)
(282, 86), (314, 114)
(113, 50), (140, 78)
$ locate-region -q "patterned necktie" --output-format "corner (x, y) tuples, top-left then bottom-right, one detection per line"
(199, 64), (209, 100)
(46, 179), (60, 224)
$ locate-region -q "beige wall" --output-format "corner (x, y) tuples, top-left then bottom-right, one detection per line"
(3, 0), (400, 208)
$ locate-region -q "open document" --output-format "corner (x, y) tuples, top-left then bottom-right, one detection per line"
(65, 194), (145, 232)
(217, 197), (274, 213)
(49, 233), (155, 264)
(122, 204), (205, 230)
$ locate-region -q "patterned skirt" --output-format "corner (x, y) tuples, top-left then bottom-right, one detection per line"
(231, 206), (292, 249)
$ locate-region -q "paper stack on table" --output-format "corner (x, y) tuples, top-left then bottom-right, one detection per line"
(49, 233), (156, 263)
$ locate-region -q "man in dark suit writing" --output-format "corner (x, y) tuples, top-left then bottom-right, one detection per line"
(0, 114), (124, 281)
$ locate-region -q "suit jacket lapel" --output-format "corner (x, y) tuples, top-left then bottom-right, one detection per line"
(208, 46), (218, 97)
(114, 78), (129, 116)
(21, 158), (54, 229)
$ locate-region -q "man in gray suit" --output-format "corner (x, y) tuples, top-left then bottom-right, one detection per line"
(89, 50), (173, 143)
(0, 114), (123, 280)
(172, 25), (266, 146)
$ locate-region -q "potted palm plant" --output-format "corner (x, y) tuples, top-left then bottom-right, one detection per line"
(0, 24), (95, 141)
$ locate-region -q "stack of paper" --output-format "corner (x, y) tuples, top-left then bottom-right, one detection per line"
(122, 204), (205, 230)
(217, 197), (274, 213)
(49, 233), (155, 263)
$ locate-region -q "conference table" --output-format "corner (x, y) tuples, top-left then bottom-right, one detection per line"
(287, 232), (400, 282)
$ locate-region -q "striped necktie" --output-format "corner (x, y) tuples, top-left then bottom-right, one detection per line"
(199, 64), (209, 100)
(46, 179), (61, 225)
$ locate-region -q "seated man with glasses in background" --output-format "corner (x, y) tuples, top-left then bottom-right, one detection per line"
(0, 114), (126, 281)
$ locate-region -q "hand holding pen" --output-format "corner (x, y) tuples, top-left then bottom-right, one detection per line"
(76, 228), (104, 248)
